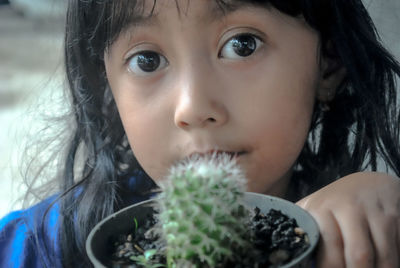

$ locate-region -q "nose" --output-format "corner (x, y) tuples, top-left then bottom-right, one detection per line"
(174, 70), (228, 130)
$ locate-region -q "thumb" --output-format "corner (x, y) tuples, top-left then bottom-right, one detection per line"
(296, 195), (311, 210)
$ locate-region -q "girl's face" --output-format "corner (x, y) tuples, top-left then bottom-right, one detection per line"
(105, 0), (323, 197)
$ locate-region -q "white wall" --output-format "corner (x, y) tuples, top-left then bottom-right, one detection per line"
(364, 0), (400, 59)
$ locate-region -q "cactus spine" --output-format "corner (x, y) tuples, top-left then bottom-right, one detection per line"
(155, 153), (252, 267)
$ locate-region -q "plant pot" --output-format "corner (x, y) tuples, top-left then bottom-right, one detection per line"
(86, 192), (319, 268)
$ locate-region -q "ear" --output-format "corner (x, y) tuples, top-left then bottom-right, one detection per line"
(316, 44), (347, 102)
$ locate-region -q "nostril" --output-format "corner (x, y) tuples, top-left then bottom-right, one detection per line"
(175, 113), (222, 129)
(178, 121), (189, 127)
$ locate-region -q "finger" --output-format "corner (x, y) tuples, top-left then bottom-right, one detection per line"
(333, 208), (375, 268)
(366, 205), (399, 268)
(309, 210), (346, 268)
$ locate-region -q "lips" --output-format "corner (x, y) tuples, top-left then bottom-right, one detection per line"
(188, 150), (246, 160)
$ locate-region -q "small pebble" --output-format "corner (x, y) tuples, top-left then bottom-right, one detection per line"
(294, 227), (305, 236)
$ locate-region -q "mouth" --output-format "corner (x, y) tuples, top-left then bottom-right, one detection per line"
(189, 150), (247, 160)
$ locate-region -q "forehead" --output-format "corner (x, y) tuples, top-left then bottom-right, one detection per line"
(109, 0), (271, 34)
(136, 0), (267, 17)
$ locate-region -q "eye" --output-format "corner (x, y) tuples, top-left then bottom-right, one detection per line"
(127, 51), (168, 75)
(219, 34), (263, 59)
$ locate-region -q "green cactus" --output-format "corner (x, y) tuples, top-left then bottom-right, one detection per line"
(154, 153), (252, 267)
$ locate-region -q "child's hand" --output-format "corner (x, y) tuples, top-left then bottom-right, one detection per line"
(296, 172), (400, 268)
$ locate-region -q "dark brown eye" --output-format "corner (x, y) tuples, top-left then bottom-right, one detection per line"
(220, 34), (262, 59)
(128, 51), (168, 75)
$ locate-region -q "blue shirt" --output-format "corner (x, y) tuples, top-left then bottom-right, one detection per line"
(0, 174), (156, 267)
(0, 195), (61, 267)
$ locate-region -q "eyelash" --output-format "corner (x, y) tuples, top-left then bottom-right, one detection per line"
(125, 32), (265, 75)
(219, 33), (264, 59)
(126, 50), (169, 76)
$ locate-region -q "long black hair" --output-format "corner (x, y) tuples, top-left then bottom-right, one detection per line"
(37, 0), (400, 266)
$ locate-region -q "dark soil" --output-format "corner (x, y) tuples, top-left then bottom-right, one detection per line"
(109, 208), (309, 268)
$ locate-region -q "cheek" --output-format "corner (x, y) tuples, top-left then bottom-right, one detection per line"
(243, 102), (314, 194)
(255, 74), (316, 157)
(119, 102), (173, 181)
(232, 62), (317, 148)
(228, 64), (318, 194)
(105, 60), (175, 180)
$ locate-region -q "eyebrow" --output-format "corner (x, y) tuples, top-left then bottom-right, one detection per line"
(207, 1), (268, 22)
(122, 1), (269, 30)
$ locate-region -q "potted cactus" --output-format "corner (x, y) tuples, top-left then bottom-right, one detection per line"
(86, 153), (319, 267)
(154, 154), (252, 267)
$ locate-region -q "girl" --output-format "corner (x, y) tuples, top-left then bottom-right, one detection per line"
(1, 0), (400, 267)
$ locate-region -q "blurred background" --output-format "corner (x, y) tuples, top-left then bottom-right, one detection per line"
(0, 0), (399, 218)
(0, 0), (66, 217)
